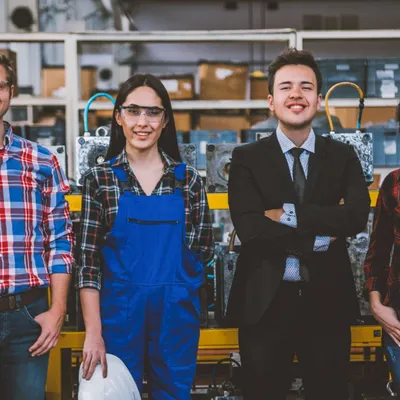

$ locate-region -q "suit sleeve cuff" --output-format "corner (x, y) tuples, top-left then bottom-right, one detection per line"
(313, 236), (330, 252)
(280, 203), (297, 228)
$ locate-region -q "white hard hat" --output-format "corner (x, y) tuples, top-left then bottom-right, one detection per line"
(78, 353), (141, 400)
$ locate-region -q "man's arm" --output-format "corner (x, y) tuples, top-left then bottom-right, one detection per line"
(364, 172), (395, 301)
(266, 204), (334, 252)
(296, 146), (371, 237)
(29, 154), (74, 356)
(228, 146), (315, 258)
(30, 274), (71, 356)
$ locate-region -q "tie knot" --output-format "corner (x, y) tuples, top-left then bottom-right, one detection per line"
(290, 147), (304, 159)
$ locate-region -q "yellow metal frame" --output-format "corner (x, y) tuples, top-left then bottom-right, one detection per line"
(67, 191), (379, 212)
(47, 326), (383, 398)
(47, 191), (381, 397)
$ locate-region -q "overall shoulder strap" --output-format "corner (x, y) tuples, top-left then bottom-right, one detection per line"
(110, 157), (131, 192)
(174, 163), (187, 191)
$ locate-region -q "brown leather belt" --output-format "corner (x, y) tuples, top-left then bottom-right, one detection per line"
(0, 288), (47, 312)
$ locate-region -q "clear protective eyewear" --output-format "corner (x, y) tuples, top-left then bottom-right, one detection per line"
(119, 105), (165, 123)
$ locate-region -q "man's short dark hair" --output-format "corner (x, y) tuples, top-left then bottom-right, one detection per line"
(0, 53), (16, 87)
(268, 48), (322, 95)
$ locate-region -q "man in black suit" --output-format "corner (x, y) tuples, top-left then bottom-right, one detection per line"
(227, 48), (370, 399)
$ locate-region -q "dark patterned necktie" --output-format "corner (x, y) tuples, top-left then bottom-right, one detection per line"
(290, 148), (306, 204)
(290, 147), (309, 282)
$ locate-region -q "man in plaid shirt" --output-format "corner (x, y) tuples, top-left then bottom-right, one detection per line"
(0, 54), (74, 400)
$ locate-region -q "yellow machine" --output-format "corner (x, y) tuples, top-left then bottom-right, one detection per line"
(45, 191), (381, 399)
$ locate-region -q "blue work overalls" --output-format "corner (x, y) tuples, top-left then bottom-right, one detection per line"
(100, 161), (203, 399)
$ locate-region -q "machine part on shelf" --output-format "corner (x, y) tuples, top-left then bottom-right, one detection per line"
(206, 144), (241, 193)
(327, 132), (374, 185)
(208, 357), (242, 399)
(76, 132), (111, 185)
(386, 380), (397, 397)
(45, 145), (67, 174)
(76, 132), (197, 185)
(348, 210), (375, 317)
(213, 231), (239, 324)
(324, 81), (374, 185)
(206, 131), (373, 193)
(178, 143), (197, 169)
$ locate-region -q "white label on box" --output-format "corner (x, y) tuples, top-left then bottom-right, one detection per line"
(200, 140), (207, 154)
(215, 68), (234, 80)
(336, 64), (350, 71)
(380, 80), (398, 98)
(384, 139), (397, 155)
(161, 79), (178, 93)
(377, 70), (394, 79)
(183, 82), (192, 90)
(384, 64), (399, 70)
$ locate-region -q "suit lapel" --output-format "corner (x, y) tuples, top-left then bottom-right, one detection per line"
(304, 134), (328, 203)
(261, 133), (297, 203)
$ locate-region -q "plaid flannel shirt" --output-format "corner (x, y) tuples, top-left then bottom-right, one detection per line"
(364, 169), (400, 308)
(77, 149), (214, 290)
(0, 122), (74, 295)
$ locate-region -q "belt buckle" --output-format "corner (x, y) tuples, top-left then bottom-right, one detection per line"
(8, 295), (16, 310)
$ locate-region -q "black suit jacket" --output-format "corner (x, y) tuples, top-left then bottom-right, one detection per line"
(226, 132), (371, 326)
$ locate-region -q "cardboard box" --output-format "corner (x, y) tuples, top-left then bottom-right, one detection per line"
(174, 112), (192, 131)
(198, 111), (249, 133)
(42, 66), (97, 100)
(198, 61), (248, 100)
(250, 76), (269, 99)
(0, 49), (18, 96)
(159, 75), (194, 100)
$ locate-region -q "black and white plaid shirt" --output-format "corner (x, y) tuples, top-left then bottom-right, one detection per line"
(77, 148), (214, 290)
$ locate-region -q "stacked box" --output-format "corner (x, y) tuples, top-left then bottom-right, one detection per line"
(250, 76), (269, 99)
(42, 66), (97, 100)
(159, 74), (195, 100)
(367, 58), (400, 98)
(198, 61), (248, 100)
(318, 59), (367, 98)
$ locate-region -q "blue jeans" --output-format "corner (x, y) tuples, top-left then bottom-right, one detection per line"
(0, 295), (49, 400)
(383, 331), (400, 396)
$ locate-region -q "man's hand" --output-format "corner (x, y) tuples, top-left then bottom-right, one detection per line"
(29, 307), (65, 357)
(371, 303), (400, 345)
(264, 209), (284, 222)
(82, 333), (108, 380)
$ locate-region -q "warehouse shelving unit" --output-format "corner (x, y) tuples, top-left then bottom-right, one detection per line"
(3, 29), (295, 177)
(1, 30), (397, 398)
(296, 29), (400, 49)
(2, 29), (400, 177)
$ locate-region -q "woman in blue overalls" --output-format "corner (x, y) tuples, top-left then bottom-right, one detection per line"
(78, 74), (214, 399)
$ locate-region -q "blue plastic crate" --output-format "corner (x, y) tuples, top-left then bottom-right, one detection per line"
(189, 130), (238, 169)
(369, 123), (400, 167)
(318, 59), (367, 98)
(176, 130), (185, 144)
(367, 58), (400, 98)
